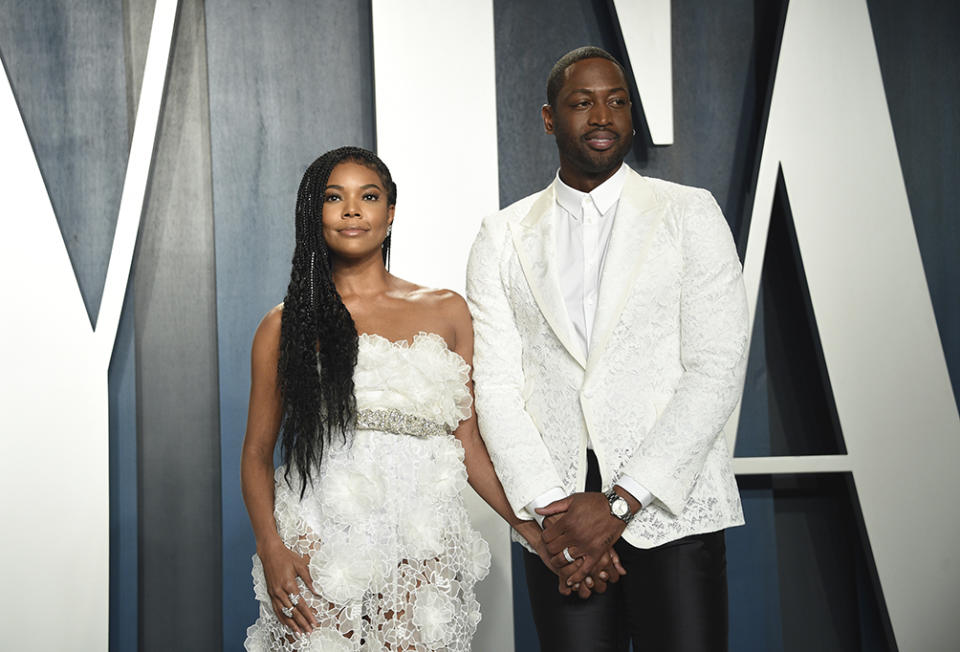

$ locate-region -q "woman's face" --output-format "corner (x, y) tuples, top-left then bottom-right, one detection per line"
(321, 161), (395, 261)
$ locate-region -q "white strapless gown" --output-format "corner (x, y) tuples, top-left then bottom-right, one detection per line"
(245, 333), (490, 651)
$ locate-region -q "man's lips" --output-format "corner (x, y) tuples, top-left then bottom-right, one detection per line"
(584, 131), (619, 151)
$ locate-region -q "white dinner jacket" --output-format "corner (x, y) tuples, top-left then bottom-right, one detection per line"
(466, 168), (749, 549)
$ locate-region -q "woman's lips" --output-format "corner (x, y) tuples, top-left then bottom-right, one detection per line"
(337, 227), (368, 236)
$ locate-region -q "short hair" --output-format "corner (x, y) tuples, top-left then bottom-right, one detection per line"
(546, 46), (625, 106)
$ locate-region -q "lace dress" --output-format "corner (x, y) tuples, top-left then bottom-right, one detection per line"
(245, 333), (491, 651)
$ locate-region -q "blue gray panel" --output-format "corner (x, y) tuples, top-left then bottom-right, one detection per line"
(204, 1), (375, 646)
(108, 285), (137, 652)
(0, 0), (128, 324)
(728, 479), (784, 652)
(133, 0), (222, 649)
(868, 0), (960, 410)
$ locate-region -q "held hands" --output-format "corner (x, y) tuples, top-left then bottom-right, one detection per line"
(516, 510), (626, 599)
(258, 536), (319, 635)
(537, 492), (628, 590)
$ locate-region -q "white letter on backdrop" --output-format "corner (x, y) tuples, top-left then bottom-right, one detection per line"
(0, 2), (179, 649)
(728, 1), (960, 649)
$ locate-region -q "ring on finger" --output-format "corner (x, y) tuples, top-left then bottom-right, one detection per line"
(288, 592), (300, 606)
(281, 605), (294, 618)
(562, 547), (576, 564)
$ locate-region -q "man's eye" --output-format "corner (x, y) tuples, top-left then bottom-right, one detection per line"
(611, 97), (628, 106)
(573, 101), (591, 108)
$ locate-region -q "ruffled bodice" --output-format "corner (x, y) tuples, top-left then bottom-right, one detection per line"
(354, 332), (472, 431)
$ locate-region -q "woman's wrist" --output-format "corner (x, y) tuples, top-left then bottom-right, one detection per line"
(255, 530), (283, 553)
(513, 519), (542, 546)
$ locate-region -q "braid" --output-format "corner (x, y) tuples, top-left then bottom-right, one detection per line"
(278, 146), (397, 496)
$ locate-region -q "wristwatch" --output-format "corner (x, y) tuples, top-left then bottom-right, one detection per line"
(604, 488), (635, 526)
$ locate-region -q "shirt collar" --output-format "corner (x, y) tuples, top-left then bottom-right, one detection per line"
(555, 163), (629, 219)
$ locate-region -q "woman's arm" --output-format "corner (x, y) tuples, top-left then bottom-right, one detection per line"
(447, 293), (624, 597)
(240, 305), (317, 634)
(447, 295), (577, 583)
(446, 294), (536, 533)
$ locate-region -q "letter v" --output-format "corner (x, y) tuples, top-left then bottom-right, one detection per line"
(0, 2), (179, 650)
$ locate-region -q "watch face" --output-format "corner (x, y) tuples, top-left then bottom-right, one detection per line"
(612, 497), (629, 517)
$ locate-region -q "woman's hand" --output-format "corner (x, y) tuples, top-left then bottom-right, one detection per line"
(515, 519), (595, 598)
(258, 536), (318, 635)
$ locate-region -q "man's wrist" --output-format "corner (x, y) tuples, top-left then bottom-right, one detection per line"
(612, 485), (643, 515)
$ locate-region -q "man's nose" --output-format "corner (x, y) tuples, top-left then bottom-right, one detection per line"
(588, 102), (612, 125)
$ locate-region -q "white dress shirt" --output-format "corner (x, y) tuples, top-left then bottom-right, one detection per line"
(526, 164), (654, 524)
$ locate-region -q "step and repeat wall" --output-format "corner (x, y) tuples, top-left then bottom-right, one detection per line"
(1, 1), (958, 650)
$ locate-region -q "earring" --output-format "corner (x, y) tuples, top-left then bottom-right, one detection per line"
(387, 225), (393, 236)
(632, 128), (636, 136)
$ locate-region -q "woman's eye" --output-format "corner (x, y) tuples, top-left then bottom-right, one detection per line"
(324, 194), (341, 202)
(363, 193), (380, 201)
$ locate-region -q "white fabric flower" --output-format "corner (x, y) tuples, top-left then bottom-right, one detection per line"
(462, 530), (491, 582)
(304, 628), (356, 651)
(402, 503), (444, 558)
(310, 540), (376, 604)
(353, 332), (471, 428)
(426, 444), (467, 496)
(412, 585), (457, 646)
(250, 556), (270, 602)
(465, 597), (482, 630)
(321, 466), (384, 523)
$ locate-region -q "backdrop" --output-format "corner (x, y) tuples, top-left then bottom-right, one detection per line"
(0, 1), (957, 651)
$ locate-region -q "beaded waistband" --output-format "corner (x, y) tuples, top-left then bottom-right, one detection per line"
(355, 408), (451, 438)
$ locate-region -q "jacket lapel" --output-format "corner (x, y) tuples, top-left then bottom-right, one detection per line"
(510, 182), (587, 368)
(587, 170), (663, 374)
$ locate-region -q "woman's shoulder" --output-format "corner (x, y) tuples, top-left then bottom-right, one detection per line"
(251, 303), (284, 352)
(400, 283), (468, 318)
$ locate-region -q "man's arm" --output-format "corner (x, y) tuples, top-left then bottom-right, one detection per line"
(619, 188), (748, 515)
(466, 215), (565, 521)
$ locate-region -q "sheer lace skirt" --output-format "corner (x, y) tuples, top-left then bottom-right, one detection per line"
(244, 430), (490, 651)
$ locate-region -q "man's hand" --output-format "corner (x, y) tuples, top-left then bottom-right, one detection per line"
(537, 492), (626, 586)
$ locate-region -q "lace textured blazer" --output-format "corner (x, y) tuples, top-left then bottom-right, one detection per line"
(466, 168), (749, 549)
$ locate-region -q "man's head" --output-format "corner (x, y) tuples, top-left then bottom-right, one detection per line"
(543, 47), (633, 191)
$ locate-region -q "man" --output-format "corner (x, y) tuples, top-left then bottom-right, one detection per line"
(466, 47), (748, 651)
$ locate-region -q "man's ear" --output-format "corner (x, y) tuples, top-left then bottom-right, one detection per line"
(541, 104), (554, 135)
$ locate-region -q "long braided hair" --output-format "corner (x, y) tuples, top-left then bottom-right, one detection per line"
(278, 146), (397, 495)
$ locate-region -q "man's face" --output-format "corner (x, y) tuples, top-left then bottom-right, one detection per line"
(543, 57), (633, 184)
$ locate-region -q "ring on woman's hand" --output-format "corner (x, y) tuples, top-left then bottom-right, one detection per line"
(288, 592), (300, 606)
(281, 605), (294, 618)
(562, 547), (576, 564)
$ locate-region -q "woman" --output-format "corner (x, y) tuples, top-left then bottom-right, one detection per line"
(241, 147), (548, 650)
